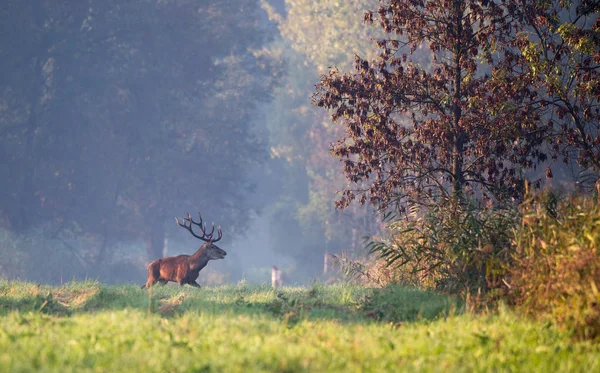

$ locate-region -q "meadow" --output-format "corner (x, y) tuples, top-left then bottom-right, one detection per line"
(0, 279), (598, 373)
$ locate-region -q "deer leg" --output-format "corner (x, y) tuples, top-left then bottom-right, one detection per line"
(144, 261), (161, 289)
(189, 281), (201, 288)
(144, 279), (157, 289)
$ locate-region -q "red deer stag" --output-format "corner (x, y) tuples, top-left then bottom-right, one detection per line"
(141, 212), (226, 288)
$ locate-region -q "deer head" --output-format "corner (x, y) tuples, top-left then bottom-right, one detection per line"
(176, 212), (227, 260)
(204, 243), (227, 260)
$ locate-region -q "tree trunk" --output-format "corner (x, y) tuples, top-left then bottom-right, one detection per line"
(19, 57), (43, 231)
(146, 216), (165, 262)
(97, 141), (131, 264)
(451, 0), (464, 198)
(18, 7), (49, 231)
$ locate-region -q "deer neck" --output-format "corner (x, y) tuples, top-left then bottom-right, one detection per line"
(189, 243), (211, 271)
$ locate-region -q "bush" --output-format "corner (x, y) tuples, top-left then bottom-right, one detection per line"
(326, 251), (426, 288)
(365, 198), (517, 295)
(508, 191), (600, 341)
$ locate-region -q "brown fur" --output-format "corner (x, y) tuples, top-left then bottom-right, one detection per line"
(142, 211), (226, 289)
(142, 241), (226, 288)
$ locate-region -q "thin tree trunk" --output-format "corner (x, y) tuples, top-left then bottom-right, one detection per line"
(97, 140), (131, 264)
(146, 215), (166, 261)
(19, 57), (42, 231)
(451, 0), (465, 198)
(19, 7), (49, 231)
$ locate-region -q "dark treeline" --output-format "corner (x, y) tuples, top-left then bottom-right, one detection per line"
(0, 0), (279, 283)
(0, 0), (378, 285)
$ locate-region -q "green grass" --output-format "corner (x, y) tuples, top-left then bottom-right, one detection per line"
(0, 280), (598, 372)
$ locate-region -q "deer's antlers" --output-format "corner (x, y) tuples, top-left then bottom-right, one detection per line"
(175, 212), (222, 242)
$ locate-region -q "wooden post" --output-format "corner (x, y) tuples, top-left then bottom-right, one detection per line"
(323, 252), (328, 274)
(163, 235), (169, 257)
(272, 266), (282, 289)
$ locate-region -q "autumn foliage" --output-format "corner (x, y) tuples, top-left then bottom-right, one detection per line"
(314, 0), (548, 211)
(314, 1), (600, 317)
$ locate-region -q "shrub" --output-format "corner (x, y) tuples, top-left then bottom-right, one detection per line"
(364, 198), (517, 295)
(326, 251), (426, 288)
(508, 191), (600, 341)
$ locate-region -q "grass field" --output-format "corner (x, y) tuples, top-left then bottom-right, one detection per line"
(0, 280), (598, 372)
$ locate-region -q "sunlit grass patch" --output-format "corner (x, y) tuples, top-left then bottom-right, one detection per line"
(52, 285), (100, 309)
(0, 279), (102, 315)
(1, 281), (598, 372)
(1, 305), (599, 372)
(156, 292), (186, 316)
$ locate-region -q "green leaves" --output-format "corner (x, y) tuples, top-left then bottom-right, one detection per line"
(364, 198), (518, 293)
(514, 0), (600, 175)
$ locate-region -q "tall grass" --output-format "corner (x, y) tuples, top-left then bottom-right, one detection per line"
(508, 191), (600, 341)
(362, 198), (517, 294)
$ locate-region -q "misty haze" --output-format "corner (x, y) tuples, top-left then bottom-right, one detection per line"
(0, 0), (379, 287)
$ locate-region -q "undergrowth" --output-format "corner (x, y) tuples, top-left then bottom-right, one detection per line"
(328, 188), (600, 343)
(508, 191), (600, 341)
(335, 198), (517, 294)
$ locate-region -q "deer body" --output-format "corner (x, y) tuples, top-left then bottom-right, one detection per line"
(142, 212), (226, 288)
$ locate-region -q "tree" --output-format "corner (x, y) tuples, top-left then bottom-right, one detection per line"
(0, 0), (275, 279)
(261, 0), (383, 261)
(262, 0), (382, 73)
(314, 0), (548, 211)
(515, 0), (600, 182)
(89, 0), (274, 261)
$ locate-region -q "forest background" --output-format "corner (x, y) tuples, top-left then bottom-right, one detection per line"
(0, 0), (389, 285)
(1, 0), (598, 295)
